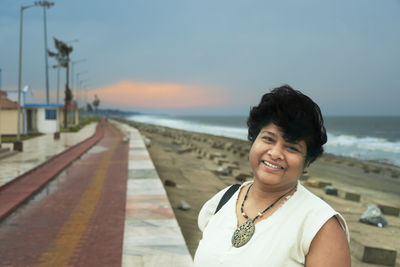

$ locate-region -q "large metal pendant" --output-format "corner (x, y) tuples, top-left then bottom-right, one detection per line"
(231, 218), (255, 248)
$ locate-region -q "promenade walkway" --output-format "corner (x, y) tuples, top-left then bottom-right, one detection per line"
(0, 123), (97, 187)
(0, 119), (193, 266)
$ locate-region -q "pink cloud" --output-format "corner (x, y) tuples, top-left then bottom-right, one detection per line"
(88, 80), (226, 109)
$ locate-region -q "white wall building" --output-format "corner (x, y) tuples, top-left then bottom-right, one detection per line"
(6, 87), (62, 134)
(24, 104), (60, 134)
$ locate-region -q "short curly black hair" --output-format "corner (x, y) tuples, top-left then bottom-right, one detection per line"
(247, 85), (327, 164)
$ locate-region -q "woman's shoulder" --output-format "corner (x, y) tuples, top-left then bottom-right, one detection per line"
(296, 182), (350, 245)
(198, 182), (250, 231)
(296, 182), (336, 212)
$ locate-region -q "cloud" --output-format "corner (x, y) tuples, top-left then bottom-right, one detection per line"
(88, 80), (226, 109)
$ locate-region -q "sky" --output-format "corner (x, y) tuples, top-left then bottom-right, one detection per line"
(1, 0), (400, 116)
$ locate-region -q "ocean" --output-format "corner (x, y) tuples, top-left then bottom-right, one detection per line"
(126, 114), (400, 167)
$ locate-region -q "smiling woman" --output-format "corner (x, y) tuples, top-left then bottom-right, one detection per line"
(194, 85), (351, 267)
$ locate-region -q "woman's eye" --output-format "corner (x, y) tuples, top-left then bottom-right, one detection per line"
(263, 136), (274, 142)
(287, 146), (299, 152)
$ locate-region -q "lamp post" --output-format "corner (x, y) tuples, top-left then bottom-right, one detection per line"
(71, 59), (86, 97)
(51, 64), (61, 139)
(76, 71), (88, 108)
(16, 3), (40, 151)
(35, 1), (54, 104)
(78, 78), (90, 108)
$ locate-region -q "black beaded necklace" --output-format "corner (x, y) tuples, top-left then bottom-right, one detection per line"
(231, 183), (296, 248)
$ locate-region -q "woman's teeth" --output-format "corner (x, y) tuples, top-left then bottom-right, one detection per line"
(262, 161), (283, 169)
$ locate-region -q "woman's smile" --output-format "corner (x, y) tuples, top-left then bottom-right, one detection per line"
(261, 160), (285, 170)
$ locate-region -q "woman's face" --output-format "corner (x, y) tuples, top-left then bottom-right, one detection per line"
(249, 123), (308, 190)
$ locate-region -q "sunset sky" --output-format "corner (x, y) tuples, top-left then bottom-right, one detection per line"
(1, 0), (400, 115)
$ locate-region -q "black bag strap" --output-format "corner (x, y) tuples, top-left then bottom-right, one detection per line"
(215, 184), (240, 214)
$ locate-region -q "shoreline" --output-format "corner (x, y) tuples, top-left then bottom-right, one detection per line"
(118, 118), (400, 266)
(125, 115), (400, 169)
(123, 118), (400, 174)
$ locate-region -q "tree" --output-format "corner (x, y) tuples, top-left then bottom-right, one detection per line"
(48, 38), (73, 128)
(86, 103), (93, 112)
(93, 94), (100, 113)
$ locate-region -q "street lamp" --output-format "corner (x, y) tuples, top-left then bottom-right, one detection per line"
(51, 64), (61, 138)
(76, 71), (88, 108)
(16, 3), (41, 151)
(35, 1), (54, 104)
(78, 78), (90, 108)
(71, 58), (86, 93)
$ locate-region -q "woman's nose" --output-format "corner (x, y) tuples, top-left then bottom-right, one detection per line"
(267, 144), (284, 160)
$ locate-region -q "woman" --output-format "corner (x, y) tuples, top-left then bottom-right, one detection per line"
(194, 85), (351, 266)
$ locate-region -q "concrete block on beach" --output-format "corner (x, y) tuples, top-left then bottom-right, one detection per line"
(178, 200), (191, 211)
(378, 205), (400, 217)
(176, 147), (192, 154)
(302, 180), (320, 188)
(344, 192), (361, 202)
(214, 158), (229, 166)
(351, 238), (397, 266)
(214, 167), (231, 176)
(235, 173), (252, 182)
(211, 142), (224, 149)
(142, 136), (151, 147)
(224, 142), (233, 150)
(300, 172), (310, 181)
(206, 153), (214, 160)
(318, 181), (332, 188)
(212, 152), (227, 158)
(324, 185), (338, 196)
(224, 163), (239, 172)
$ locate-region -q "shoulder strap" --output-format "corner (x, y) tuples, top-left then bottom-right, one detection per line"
(215, 184), (240, 214)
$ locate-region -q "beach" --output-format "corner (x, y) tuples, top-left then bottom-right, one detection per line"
(120, 119), (400, 266)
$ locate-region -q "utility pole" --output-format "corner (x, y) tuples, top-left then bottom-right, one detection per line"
(35, 1), (54, 104)
(16, 3), (40, 151)
(71, 58), (86, 99)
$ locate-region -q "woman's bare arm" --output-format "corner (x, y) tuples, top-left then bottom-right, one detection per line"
(305, 216), (351, 267)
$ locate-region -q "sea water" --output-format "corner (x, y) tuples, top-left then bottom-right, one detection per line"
(126, 114), (400, 167)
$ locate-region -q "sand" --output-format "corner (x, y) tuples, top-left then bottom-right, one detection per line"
(120, 119), (400, 267)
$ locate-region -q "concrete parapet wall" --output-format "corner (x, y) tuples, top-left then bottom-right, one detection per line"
(112, 120), (194, 267)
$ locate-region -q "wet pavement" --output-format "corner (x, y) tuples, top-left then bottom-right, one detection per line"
(0, 119), (193, 267)
(0, 123), (97, 187)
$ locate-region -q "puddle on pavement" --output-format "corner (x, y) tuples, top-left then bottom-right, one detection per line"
(0, 168), (70, 228)
(87, 145), (108, 154)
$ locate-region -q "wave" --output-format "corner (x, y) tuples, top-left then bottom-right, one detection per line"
(325, 133), (400, 166)
(127, 114), (400, 166)
(127, 114), (248, 140)
(327, 134), (400, 153)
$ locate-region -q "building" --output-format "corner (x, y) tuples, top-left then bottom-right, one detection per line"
(4, 87), (79, 134)
(24, 104), (60, 134)
(0, 90), (21, 135)
(60, 103), (79, 127)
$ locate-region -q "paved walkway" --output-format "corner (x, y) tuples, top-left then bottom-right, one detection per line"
(0, 123), (97, 187)
(0, 119), (193, 267)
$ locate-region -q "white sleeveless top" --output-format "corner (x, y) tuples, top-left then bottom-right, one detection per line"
(194, 181), (349, 267)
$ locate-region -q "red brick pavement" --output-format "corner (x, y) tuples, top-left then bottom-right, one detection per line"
(0, 121), (103, 221)
(0, 120), (128, 267)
